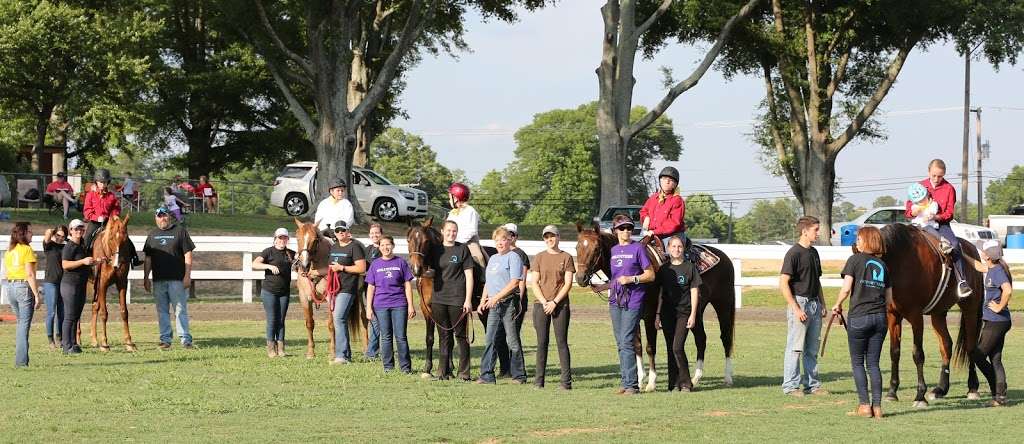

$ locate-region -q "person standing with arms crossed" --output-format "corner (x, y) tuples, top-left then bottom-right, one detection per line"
(528, 225), (575, 390)
(42, 225), (68, 349)
(143, 206), (196, 350)
(362, 223), (384, 360)
(780, 216), (828, 397)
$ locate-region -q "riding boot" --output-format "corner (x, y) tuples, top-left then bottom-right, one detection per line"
(276, 340), (286, 357)
(267, 341), (277, 358)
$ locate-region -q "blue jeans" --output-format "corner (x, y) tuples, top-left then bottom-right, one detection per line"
(480, 298), (527, 383)
(782, 295), (823, 393)
(43, 282), (63, 339)
(7, 282), (34, 367)
(610, 304), (642, 390)
(936, 223), (966, 279)
(375, 306), (411, 372)
(154, 280), (192, 345)
(261, 290), (289, 342)
(846, 313), (887, 406)
(363, 291), (380, 358)
(332, 292), (355, 360)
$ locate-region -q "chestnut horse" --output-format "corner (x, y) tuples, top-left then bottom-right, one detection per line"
(880, 224), (982, 406)
(293, 219), (365, 360)
(88, 215), (137, 352)
(575, 222), (737, 391)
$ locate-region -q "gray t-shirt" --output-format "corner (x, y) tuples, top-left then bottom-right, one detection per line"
(485, 251), (524, 297)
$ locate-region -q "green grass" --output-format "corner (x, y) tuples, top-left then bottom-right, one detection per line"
(1, 313), (1021, 442)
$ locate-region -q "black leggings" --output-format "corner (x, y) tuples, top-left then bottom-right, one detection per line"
(432, 302), (471, 380)
(972, 320), (1011, 399)
(661, 308), (693, 390)
(533, 301), (571, 387)
(60, 281), (88, 351)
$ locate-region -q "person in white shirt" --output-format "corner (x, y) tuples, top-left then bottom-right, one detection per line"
(314, 178), (355, 240)
(446, 182), (487, 267)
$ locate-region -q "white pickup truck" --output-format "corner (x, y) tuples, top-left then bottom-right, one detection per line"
(988, 205), (1024, 246)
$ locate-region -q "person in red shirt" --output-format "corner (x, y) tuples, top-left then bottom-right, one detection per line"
(83, 169), (140, 266)
(904, 159), (971, 298)
(194, 175), (218, 213)
(45, 172), (77, 219)
(640, 166), (687, 253)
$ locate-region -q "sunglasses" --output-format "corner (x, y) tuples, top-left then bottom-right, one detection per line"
(156, 212), (169, 218)
(275, 235), (289, 240)
(615, 226), (634, 232)
(72, 227), (86, 231)
(334, 228), (349, 233)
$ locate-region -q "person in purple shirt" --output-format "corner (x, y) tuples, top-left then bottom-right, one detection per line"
(365, 236), (416, 373)
(607, 214), (655, 394)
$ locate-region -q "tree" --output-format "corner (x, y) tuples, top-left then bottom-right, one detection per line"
(872, 195), (898, 208)
(473, 169), (524, 225)
(698, 0), (1024, 243)
(240, 0), (545, 222)
(473, 102), (681, 225)
(369, 127), (464, 206)
(733, 198), (801, 244)
(595, 0), (760, 211)
(684, 193), (731, 240)
(0, 1), (155, 171)
(831, 200), (864, 223)
(986, 165), (1024, 214)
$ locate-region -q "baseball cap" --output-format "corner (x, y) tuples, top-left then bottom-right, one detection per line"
(155, 206), (170, 216)
(612, 214), (635, 230)
(69, 219), (85, 229)
(982, 239), (1003, 261)
(502, 223), (518, 236)
(334, 220), (349, 232)
(56, 171), (66, 178)
(274, 228), (289, 238)
(542, 225), (559, 237)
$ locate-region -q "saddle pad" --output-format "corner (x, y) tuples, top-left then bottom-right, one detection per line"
(690, 244), (720, 275)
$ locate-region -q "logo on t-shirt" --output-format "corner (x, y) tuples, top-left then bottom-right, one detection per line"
(385, 270), (394, 279)
(864, 259), (886, 289)
(677, 275), (687, 286)
(153, 234), (175, 246)
(450, 255), (459, 263)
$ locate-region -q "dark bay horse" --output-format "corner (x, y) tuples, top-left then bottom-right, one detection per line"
(294, 219), (365, 360)
(880, 224), (982, 407)
(88, 215), (137, 352)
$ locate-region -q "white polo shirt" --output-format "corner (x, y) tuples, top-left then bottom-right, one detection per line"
(314, 197), (355, 231)
(446, 204), (480, 243)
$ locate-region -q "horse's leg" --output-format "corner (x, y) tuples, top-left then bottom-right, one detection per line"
(631, 322), (644, 389)
(909, 315), (929, 407)
(301, 292), (316, 359)
(327, 307), (336, 361)
(98, 278), (111, 351)
(89, 279), (100, 347)
(422, 317), (436, 378)
(691, 298), (710, 386)
(118, 277), (136, 352)
(885, 310), (903, 401)
(711, 296), (736, 386)
(642, 300), (659, 393)
(926, 313), (953, 400)
(967, 362), (981, 400)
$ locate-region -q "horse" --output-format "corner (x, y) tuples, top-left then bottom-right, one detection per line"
(574, 222), (737, 391)
(293, 219), (365, 360)
(87, 214), (137, 352)
(879, 224), (982, 407)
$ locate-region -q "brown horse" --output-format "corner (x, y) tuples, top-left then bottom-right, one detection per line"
(293, 219), (365, 360)
(575, 222), (737, 390)
(88, 215), (137, 352)
(880, 224), (982, 407)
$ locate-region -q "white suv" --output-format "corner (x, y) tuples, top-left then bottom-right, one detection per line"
(270, 161), (429, 221)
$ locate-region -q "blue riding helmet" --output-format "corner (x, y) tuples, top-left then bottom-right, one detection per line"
(907, 183), (928, 203)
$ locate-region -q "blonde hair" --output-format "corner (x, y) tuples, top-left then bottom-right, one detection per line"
(492, 226), (510, 241)
(928, 159), (946, 171)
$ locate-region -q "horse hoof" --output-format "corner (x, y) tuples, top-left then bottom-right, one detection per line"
(913, 400), (928, 408)
(643, 383), (657, 393)
(125, 344), (137, 352)
(722, 378), (734, 387)
(885, 395), (899, 402)
(305, 354), (315, 360)
(966, 392), (981, 401)
(90, 341), (99, 348)
(420, 373), (434, 379)
(99, 345), (111, 352)
(925, 392), (937, 402)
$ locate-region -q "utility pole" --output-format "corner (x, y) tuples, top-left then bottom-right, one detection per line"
(725, 201), (735, 244)
(973, 108), (983, 224)
(961, 53), (971, 222)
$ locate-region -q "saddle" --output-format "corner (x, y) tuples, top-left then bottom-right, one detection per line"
(689, 244), (721, 275)
(914, 227), (954, 314)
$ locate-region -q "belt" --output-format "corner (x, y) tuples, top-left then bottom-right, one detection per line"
(6, 279), (28, 283)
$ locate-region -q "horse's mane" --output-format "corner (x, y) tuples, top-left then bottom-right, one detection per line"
(95, 215), (130, 260)
(880, 223), (926, 264)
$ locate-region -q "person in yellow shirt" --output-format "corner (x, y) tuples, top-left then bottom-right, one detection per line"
(4, 222), (41, 367)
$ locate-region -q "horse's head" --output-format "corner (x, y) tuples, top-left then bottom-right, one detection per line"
(575, 221), (607, 287)
(100, 214), (130, 258)
(406, 216), (438, 277)
(294, 217), (320, 271)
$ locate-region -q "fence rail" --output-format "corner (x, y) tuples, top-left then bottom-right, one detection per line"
(3, 238), (1022, 307)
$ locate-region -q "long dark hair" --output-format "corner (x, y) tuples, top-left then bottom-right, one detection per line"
(10, 222), (31, 246)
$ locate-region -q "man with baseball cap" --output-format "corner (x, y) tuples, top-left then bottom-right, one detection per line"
(143, 206), (197, 349)
(313, 178), (355, 241)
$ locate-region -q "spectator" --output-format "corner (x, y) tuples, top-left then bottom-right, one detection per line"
(528, 225), (575, 390)
(46, 172), (77, 219)
(121, 172), (138, 206)
(253, 228), (295, 358)
(194, 175), (218, 213)
(363, 223), (384, 359)
(42, 225), (68, 349)
(60, 219), (93, 355)
(365, 235), (416, 373)
(143, 206), (196, 350)
(475, 226), (527, 385)
(313, 179), (355, 240)
(163, 187), (188, 223)
(780, 216), (828, 397)
(4, 222), (41, 367)
(495, 222), (530, 378)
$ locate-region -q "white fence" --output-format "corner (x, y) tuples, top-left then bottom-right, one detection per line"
(3, 237), (1022, 308)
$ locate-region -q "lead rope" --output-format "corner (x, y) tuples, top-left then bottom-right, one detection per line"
(416, 276), (476, 344)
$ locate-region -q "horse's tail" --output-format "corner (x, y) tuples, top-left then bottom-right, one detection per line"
(348, 283), (366, 349)
(718, 247), (737, 356)
(953, 241), (984, 368)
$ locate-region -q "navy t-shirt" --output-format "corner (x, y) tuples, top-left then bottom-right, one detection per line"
(841, 253), (891, 318)
(983, 266), (1012, 323)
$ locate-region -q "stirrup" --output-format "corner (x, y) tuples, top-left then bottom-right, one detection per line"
(956, 280), (972, 299)
(939, 238), (953, 255)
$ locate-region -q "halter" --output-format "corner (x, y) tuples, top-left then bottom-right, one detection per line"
(407, 224), (476, 344)
(294, 225), (340, 311)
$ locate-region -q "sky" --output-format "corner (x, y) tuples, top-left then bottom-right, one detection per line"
(392, 2), (1024, 216)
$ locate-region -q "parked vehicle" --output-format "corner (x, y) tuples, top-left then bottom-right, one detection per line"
(594, 205), (643, 240)
(988, 204), (1024, 246)
(270, 161), (429, 221)
(830, 206), (998, 246)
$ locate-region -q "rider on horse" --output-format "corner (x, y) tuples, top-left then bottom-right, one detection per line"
(904, 159), (971, 298)
(446, 182), (488, 269)
(83, 169), (140, 267)
(314, 178), (355, 242)
(641, 166), (688, 257)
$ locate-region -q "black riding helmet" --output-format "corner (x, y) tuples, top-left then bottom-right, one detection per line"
(95, 168), (112, 184)
(329, 178), (348, 190)
(658, 166), (679, 183)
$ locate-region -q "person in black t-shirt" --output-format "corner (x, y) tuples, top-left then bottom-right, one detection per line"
(430, 220), (475, 380)
(326, 220), (367, 364)
(143, 206), (196, 350)
(253, 228), (296, 358)
(656, 236), (702, 391)
(42, 225), (67, 348)
(362, 223), (384, 359)
(780, 216), (827, 396)
(831, 226), (892, 418)
(59, 219), (94, 354)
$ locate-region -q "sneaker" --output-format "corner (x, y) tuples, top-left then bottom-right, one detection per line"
(182, 342), (195, 350)
(331, 358), (351, 365)
(474, 378), (495, 385)
(809, 388), (830, 396)
(510, 379), (527, 385)
(72, 345), (82, 353)
(64, 348), (82, 356)
(957, 280), (972, 298)
(159, 342), (171, 350)
(558, 384), (572, 391)
(618, 388), (639, 396)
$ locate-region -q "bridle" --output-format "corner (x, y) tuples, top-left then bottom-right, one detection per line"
(576, 230), (610, 286)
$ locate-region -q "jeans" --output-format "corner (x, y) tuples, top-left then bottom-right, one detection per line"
(492, 292), (526, 376)
(480, 298), (526, 383)
(610, 304), (642, 390)
(332, 292), (355, 360)
(846, 312), (887, 406)
(60, 281), (87, 352)
(936, 223), (966, 280)
(782, 295), (823, 393)
(972, 320), (1011, 399)
(375, 306), (411, 372)
(154, 280), (192, 345)
(7, 282), (34, 367)
(432, 302), (471, 380)
(533, 301), (572, 387)
(363, 290), (380, 358)
(43, 282), (63, 339)
(661, 307), (693, 390)
(261, 290), (289, 342)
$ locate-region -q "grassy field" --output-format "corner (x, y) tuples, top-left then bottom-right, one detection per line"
(1, 311), (1020, 443)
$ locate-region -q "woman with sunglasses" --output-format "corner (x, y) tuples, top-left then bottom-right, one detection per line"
(61, 219), (95, 355)
(608, 214), (655, 395)
(328, 220), (367, 364)
(42, 225), (68, 349)
(253, 228), (296, 358)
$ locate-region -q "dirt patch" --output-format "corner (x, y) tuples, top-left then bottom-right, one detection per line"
(705, 410), (732, 417)
(530, 427), (610, 438)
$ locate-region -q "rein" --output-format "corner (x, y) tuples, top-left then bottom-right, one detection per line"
(415, 277), (476, 344)
(820, 310), (847, 358)
(294, 229), (341, 311)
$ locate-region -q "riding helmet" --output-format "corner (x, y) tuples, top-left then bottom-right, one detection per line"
(448, 182), (470, 202)
(329, 178), (348, 190)
(658, 166), (679, 183)
(906, 183), (928, 203)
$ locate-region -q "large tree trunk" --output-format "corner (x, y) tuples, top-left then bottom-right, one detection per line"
(32, 104), (55, 172)
(348, 51), (370, 168)
(798, 141), (837, 245)
(185, 129), (213, 179)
